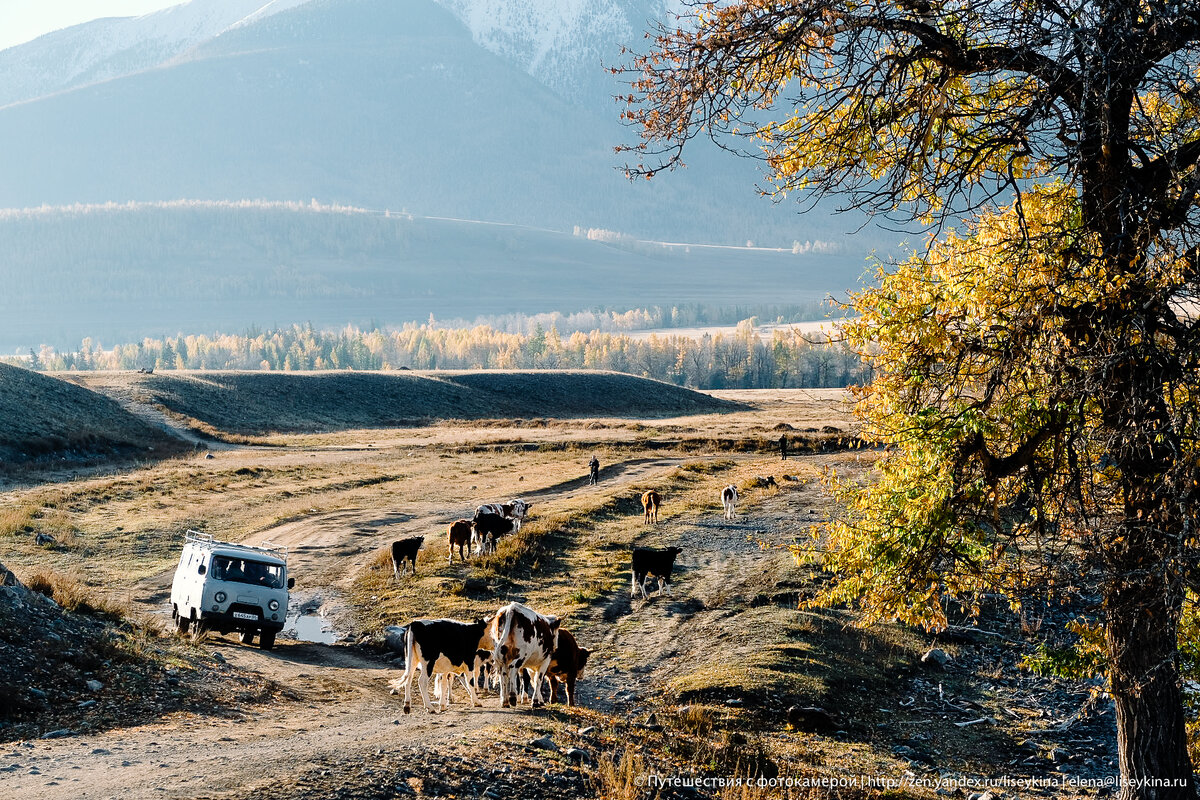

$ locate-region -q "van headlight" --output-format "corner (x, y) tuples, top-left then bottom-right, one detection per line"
(268, 600), (280, 611)
(214, 591), (227, 603)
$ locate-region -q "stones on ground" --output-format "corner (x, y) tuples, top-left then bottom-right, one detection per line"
(564, 748), (591, 764)
(921, 648), (952, 669)
(527, 736), (558, 752)
(85, 679), (103, 692)
(787, 706), (836, 732)
(211, 652), (226, 664)
(39, 729), (73, 739)
(577, 726), (596, 736)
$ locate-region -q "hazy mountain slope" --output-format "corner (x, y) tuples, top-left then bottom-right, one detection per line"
(0, 202), (861, 351)
(0, 0), (852, 248)
(0, 0), (315, 109)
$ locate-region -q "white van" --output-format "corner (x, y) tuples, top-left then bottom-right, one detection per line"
(169, 530), (294, 649)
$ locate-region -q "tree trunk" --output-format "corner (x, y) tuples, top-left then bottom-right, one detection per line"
(1106, 576), (1196, 800)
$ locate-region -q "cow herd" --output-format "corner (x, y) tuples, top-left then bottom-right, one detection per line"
(391, 600), (591, 715)
(386, 484), (743, 712)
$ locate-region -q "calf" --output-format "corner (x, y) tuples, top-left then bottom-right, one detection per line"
(546, 628), (591, 707)
(393, 617), (493, 713)
(447, 519), (473, 563)
(491, 601), (559, 708)
(630, 546), (684, 600)
(641, 490), (661, 524)
(721, 485), (739, 520)
(472, 512), (516, 555)
(391, 536), (424, 580)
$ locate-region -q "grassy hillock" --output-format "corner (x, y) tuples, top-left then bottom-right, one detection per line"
(0, 364), (183, 463)
(75, 370), (741, 436)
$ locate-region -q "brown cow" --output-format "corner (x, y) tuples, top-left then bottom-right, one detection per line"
(546, 628), (591, 707)
(641, 490), (661, 524)
(447, 519), (473, 563)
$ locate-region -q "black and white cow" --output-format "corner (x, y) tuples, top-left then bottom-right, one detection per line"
(630, 546), (684, 600)
(474, 499), (532, 530)
(391, 536), (424, 580)
(491, 601), (560, 708)
(721, 485), (739, 520)
(393, 618), (494, 713)
(472, 512), (517, 555)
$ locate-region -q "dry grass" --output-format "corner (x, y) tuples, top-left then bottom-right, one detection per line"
(22, 568), (129, 618)
(593, 748), (648, 800)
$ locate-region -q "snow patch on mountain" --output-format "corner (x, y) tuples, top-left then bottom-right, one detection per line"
(433, 0), (687, 104)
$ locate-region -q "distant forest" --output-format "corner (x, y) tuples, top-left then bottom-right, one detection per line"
(20, 312), (868, 390)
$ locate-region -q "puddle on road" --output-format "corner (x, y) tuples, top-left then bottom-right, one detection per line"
(286, 612), (340, 644)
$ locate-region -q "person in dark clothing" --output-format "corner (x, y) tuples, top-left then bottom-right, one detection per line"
(588, 455), (600, 485)
(779, 434), (788, 460)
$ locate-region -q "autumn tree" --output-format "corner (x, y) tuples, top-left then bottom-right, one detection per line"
(625, 1), (1200, 796)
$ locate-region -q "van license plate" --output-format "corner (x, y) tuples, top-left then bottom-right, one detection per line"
(232, 612), (258, 621)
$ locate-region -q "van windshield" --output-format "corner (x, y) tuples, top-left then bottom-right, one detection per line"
(211, 556), (284, 589)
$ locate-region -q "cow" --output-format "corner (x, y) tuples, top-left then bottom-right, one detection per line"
(491, 601), (560, 708)
(546, 628), (591, 707)
(474, 500), (532, 531)
(392, 617), (493, 713)
(472, 512), (516, 555)
(630, 546), (684, 600)
(641, 490), (661, 524)
(721, 485), (739, 520)
(391, 536), (424, 580)
(447, 519), (473, 563)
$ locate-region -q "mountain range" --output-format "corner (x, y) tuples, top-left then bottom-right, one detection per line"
(0, 0), (897, 351)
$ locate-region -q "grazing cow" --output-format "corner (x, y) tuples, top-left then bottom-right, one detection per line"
(491, 602), (560, 708)
(447, 519), (473, 563)
(391, 536), (424, 579)
(631, 546), (684, 600)
(641, 490), (661, 524)
(474, 500), (532, 531)
(546, 628), (591, 707)
(721, 485), (739, 520)
(472, 512), (516, 555)
(393, 618), (492, 713)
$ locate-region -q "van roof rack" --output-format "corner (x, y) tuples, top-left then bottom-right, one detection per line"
(184, 530), (288, 562)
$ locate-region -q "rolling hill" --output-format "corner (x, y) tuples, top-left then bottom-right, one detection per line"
(73, 369), (741, 434)
(0, 363), (183, 464)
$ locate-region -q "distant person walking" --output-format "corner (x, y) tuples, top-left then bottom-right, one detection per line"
(779, 434), (788, 461)
(589, 455), (600, 485)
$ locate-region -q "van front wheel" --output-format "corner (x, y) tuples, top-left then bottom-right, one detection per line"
(259, 630), (276, 650)
(174, 612), (190, 635)
(238, 630), (255, 645)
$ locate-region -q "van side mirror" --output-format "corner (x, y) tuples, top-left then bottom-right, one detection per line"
(198, 564), (207, 576)
(287, 577), (295, 589)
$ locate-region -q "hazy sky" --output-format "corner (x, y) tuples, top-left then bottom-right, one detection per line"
(0, 1), (181, 52)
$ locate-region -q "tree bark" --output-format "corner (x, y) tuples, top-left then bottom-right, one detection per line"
(1106, 576), (1195, 800)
